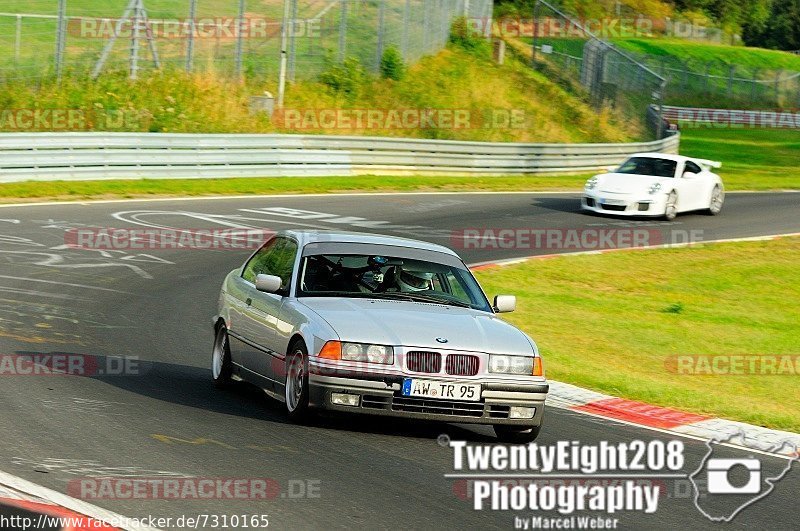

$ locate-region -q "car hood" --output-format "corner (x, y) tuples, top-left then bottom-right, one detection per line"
(595, 172), (672, 194)
(299, 297), (535, 355)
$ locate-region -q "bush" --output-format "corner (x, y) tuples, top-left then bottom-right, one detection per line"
(319, 57), (365, 99)
(448, 16), (489, 53)
(380, 46), (406, 81)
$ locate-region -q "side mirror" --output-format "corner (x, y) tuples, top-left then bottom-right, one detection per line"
(494, 295), (516, 313)
(255, 274), (282, 294)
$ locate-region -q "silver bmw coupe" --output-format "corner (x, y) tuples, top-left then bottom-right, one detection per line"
(213, 230), (548, 442)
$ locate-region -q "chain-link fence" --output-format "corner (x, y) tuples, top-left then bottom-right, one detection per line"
(0, 0), (493, 84)
(530, 0), (667, 140)
(625, 51), (800, 109)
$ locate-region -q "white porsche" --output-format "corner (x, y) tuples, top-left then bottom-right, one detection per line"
(581, 153), (725, 221)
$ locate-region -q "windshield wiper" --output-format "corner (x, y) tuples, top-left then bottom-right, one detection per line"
(370, 292), (472, 308)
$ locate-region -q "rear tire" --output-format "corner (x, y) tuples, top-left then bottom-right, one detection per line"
(707, 185), (724, 215)
(664, 191), (678, 221)
(285, 341), (311, 421)
(212, 325), (233, 389)
(494, 424), (542, 444)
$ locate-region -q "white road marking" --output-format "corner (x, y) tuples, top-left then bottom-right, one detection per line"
(0, 275), (128, 293)
(0, 469), (162, 531)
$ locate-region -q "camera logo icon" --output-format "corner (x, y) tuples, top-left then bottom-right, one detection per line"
(706, 458), (761, 494)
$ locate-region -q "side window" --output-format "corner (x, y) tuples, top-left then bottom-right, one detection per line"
(684, 161), (702, 175)
(242, 238), (299, 289)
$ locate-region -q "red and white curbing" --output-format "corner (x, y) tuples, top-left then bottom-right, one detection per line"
(471, 232), (800, 458)
(548, 381), (800, 458)
(0, 471), (160, 531)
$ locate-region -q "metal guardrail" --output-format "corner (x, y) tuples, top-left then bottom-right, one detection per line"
(0, 133), (681, 183)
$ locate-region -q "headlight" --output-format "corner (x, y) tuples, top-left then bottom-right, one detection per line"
(585, 177), (599, 190)
(340, 342), (394, 364)
(489, 355), (543, 376)
(648, 183), (662, 195)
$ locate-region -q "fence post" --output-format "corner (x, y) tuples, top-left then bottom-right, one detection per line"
(130, 0), (141, 80)
(702, 61), (711, 94)
(532, 0), (540, 66)
(278, 0), (291, 108)
(338, 0), (348, 62)
(15, 15), (23, 64)
(376, 0), (386, 71)
(186, 0), (197, 73)
(288, 0), (298, 82)
(401, 0), (411, 60)
(55, 0), (67, 82)
(727, 64), (735, 98)
(774, 70), (782, 106)
(235, 0), (246, 78)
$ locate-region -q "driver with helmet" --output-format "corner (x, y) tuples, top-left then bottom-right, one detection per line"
(396, 266), (435, 292)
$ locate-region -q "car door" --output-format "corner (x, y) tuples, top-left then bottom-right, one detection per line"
(676, 160), (706, 211)
(237, 236), (298, 389)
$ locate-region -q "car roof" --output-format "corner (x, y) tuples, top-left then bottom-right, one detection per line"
(280, 230), (459, 257)
(627, 152), (687, 163)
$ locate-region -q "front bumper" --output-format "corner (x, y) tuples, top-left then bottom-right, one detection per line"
(582, 192), (667, 217)
(308, 369), (548, 427)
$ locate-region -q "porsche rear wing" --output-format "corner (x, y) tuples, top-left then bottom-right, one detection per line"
(691, 157), (722, 170)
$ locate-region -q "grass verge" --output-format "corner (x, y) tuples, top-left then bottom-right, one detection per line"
(680, 127), (800, 190)
(474, 237), (800, 433)
(0, 174), (593, 203)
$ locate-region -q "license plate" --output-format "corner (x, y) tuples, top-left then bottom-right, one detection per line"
(601, 199), (626, 206)
(401, 378), (481, 401)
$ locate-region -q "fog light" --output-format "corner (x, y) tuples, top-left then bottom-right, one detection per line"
(509, 406), (535, 419)
(331, 393), (360, 407)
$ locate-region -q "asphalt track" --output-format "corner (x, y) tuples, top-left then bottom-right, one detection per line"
(0, 192), (798, 530)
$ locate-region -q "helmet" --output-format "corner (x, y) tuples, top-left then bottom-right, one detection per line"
(397, 267), (434, 292)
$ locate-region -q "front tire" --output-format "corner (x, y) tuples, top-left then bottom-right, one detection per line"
(494, 424), (542, 444)
(707, 185), (724, 215)
(664, 191), (678, 221)
(212, 325), (233, 389)
(284, 341), (311, 421)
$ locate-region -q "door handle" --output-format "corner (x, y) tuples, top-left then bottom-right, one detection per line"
(246, 298), (252, 306)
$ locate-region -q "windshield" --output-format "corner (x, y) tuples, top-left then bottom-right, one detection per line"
(615, 157), (677, 178)
(297, 253), (492, 312)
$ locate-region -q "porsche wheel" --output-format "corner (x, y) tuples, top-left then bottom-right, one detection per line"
(708, 185), (724, 215)
(664, 191), (678, 221)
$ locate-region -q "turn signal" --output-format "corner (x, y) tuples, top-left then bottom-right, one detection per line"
(319, 341), (342, 360)
(532, 357), (544, 376)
